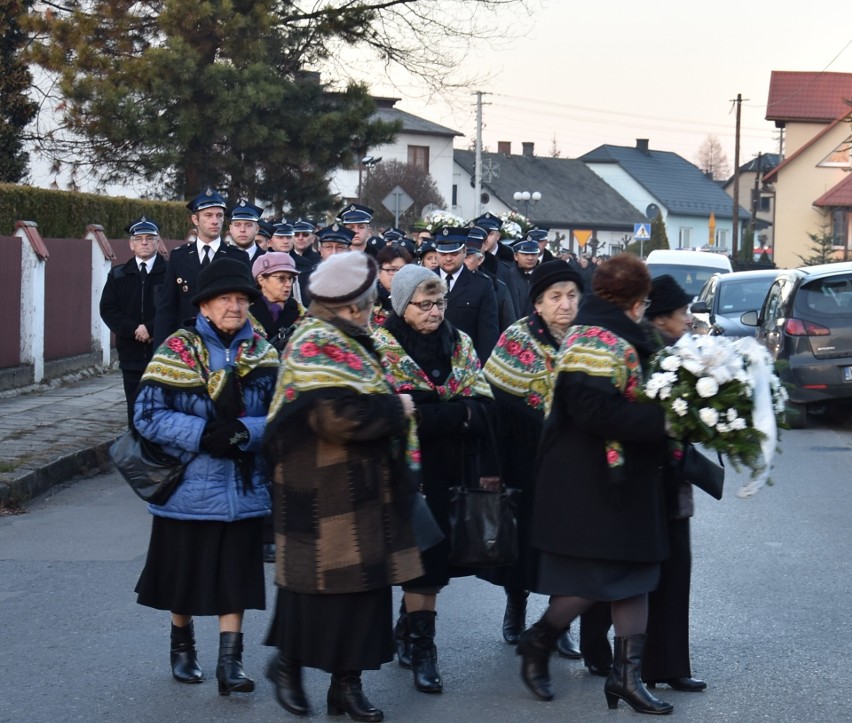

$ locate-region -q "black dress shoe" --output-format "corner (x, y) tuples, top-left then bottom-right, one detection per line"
(587, 663), (612, 677)
(647, 677), (707, 692)
(556, 630), (582, 659)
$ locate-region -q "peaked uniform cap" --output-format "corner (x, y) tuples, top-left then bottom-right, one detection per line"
(227, 200), (264, 221)
(337, 203), (374, 224)
(126, 216), (160, 236)
(187, 188), (227, 212)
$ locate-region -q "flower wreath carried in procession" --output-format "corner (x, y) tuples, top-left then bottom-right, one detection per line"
(637, 334), (788, 498)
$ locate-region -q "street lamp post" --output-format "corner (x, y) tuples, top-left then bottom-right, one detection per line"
(513, 190), (541, 220)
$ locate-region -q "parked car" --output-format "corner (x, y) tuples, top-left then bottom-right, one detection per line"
(645, 249), (733, 298)
(741, 262), (852, 428)
(690, 269), (778, 337)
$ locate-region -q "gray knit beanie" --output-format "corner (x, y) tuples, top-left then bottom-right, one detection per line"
(391, 264), (440, 316)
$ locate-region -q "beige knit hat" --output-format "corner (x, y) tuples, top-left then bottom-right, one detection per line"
(308, 252), (377, 304)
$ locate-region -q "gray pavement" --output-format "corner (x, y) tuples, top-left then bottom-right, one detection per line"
(0, 370), (127, 509)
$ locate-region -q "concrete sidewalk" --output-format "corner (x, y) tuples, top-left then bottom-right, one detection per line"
(0, 370), (127, 509)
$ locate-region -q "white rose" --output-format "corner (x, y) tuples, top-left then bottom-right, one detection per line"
(681, 358), (705, 376)
(660, 355), (682, 372)
(716, 422), (730, 434)
(695, 377), (719, 398)
(731, 418), (747, 430)
(672, 398), (688, 417)
(726, 408), (738, 422)
(699, 407), (719, 427)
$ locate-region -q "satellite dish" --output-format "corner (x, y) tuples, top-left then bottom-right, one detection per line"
(645, 203), (660, 220)
(480, 192), (490, 204)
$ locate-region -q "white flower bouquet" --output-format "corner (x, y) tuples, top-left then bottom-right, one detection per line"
(424, 209), (466, 233)
(499, 210), (531, 239)
(640, 335), (788, 497)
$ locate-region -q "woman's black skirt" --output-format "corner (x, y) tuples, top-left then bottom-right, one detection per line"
(537, 551), (661, 601)
(135, 515), (265, 615)
(264, 587), (393, 673)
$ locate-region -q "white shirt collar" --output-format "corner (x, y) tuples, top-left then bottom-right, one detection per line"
(196, 238), (221, 259)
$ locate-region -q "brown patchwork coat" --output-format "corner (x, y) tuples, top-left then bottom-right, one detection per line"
(266, 388), (424, 595)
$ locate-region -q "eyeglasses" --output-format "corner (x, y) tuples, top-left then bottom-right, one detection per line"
(294, 232), (311, 237)
(381, 266), (403, 274)
(643, 298), (652, 309)
(266, 273), (293, 283)
(408, 298), (448, 311)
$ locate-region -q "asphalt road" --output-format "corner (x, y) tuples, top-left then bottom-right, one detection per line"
(1, 422), (850, 723)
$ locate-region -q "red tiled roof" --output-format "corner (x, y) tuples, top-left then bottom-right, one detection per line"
(814, 173), (852, 207)
(766, 71), (852, 123)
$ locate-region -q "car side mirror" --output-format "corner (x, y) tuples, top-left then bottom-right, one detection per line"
(740, 310), (759, 326)
(689, 300), (709, 314)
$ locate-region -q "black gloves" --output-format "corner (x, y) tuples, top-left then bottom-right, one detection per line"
(200, 420), (249, 457)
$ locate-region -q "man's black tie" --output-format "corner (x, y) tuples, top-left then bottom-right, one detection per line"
(200, 245), (211, 268)
(139, 261), (147, 279)
(445, 273), (453, 289)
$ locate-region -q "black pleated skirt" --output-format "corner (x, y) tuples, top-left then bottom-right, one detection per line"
(537, 551), (661, 601)
(135, 515), (265, 615)
(264, 587), (393, 673)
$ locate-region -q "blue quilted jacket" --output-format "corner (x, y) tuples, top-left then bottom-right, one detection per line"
(133, 317), (275, 521)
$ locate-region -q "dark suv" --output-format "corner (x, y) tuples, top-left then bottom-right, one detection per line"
(742, 262), (852, 427)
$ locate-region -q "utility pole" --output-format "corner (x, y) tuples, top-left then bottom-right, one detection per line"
(473, 91), (485, 217)
(731, 93), (746, 264)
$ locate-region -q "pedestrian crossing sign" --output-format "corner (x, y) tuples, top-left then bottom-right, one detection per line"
(634, 223), (651, 241)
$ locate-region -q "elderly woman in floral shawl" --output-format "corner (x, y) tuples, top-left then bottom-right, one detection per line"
(263, 251), (422, 723)
(372, 264), (499, 698)
(479, 260), (589, 655)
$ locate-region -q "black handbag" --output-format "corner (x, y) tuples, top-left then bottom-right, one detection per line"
(109, 430), (189, 505)
(682, 443), (725, 500)
(447, 486), (519, 567)
(411, 490), (444, 552)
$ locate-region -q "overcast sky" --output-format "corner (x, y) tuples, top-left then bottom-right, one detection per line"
(358, 0), (852, 168)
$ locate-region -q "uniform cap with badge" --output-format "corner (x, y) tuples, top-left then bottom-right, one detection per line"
(434, 226), (469, 254)
(227, 200), (264, 222)
(186, 188), (227, 213)
(126, 216), (160, 236)
(337, 203), (374, 225)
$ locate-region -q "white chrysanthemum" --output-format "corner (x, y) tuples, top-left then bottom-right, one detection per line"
(671, 398), (689, 417)
(730, 418), (747, 430)
(726, 408), (738, 422)
(681, 358), (705, 376)
(716, 422), (730, 434)
(699, 407), (719, 427)
(696, 377), (719, 398)
(660, 355), (682, 372)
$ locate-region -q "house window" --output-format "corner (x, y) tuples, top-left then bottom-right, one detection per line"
(759, 196), (771, 212)
(452, 184), (458, 206)
(831, 209), (848, 249)
(715, 228), (728, 249)
(678, 227), (692, 249)
(408, 145), (430, 173)
(818, 141), (851, 168)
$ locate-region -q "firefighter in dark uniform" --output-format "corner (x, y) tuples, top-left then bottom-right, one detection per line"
(228, 199), (266, 266)
(466, 225), (518, 330)
(153, 188), (247, 346)
(99, 216), (167, 427)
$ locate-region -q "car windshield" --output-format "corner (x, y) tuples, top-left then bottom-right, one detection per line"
(795, 273), (852, 317)
(717, 278), (774, 315)
(647, 264), (725, 297)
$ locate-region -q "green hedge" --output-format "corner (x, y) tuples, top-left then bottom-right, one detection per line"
(0, 184), (190, 239)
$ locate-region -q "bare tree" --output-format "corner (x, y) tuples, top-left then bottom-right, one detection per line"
(695, 135), (731, 181)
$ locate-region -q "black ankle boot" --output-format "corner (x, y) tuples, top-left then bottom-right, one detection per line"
(327, 671), (383, 722)
(502, 589), (529, 645)
(216, 631), (255, 696)
(265, 651), (309, 716)
(516, 618), (561, 701)
(170, 622), (203, 683)
(604, 635), (673, 715)
(393, 599), (412, 669)
(556, 625), (582, 659)
(408, 610), (443, 693)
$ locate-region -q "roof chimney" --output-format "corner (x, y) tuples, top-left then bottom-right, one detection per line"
(522, 142), (535, 157)
(636, 138), (649, 153)
(498, 141), (511, 155)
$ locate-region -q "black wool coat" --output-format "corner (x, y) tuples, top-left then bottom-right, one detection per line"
(442, 266), (500, 363)
(531, 295), (669, 564)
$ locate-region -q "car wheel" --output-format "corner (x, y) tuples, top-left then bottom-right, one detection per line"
(785, 401), (807, 429)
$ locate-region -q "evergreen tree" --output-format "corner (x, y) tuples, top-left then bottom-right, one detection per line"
(0, 1), (37, 183)
(797, 221), (839, 266)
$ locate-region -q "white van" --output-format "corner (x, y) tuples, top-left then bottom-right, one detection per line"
(645, 249), (732, 298)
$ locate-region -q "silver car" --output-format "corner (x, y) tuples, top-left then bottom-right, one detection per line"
(690, 269), (778, 337)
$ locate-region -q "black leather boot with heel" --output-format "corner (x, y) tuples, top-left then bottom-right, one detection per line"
(408, 610), (443, 693)
(327, 671), (383, 722)
(393, 599), (412, 668)
(265, 651), (309, 716)
(502, 589), (529, 645)
(215, 631), (255, 696)
(516, 618), (561, 701)
(604, 634), (673, 715)
(170, 621), (203, 683)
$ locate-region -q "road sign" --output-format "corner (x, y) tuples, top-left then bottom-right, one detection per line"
(382, 186), (414, 226)
(634, 223), (651, 241)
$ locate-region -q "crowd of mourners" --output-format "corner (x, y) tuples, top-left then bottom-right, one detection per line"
(99, 189), (704, 720)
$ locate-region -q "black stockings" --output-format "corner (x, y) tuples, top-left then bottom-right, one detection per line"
(542, 593), (648, 637)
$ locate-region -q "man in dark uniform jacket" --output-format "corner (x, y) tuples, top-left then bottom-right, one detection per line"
(153, 188), (247, 346)
(290, 218), (320, 273)
(506, 237), (541, 319)
(298, 223), (354, 307)
(228, 199), (265, 267)
(434, 226), (499, 362)
(466, 226), (518, 330)
(529, 227), (555, 263)
(100, 216), (166, 427)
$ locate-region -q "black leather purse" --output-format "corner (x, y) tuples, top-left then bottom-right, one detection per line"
(447, 486), (519, 567)
(109, 430), (189, 505)
(682, 443), (725, 500)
